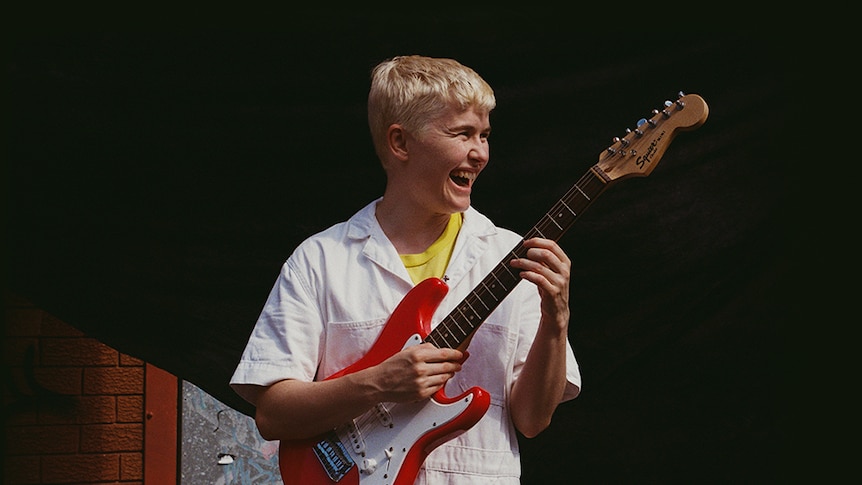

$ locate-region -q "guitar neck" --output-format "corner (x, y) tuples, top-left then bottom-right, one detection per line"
(425, 166), (612, 350)
(424, 91), (709, 350)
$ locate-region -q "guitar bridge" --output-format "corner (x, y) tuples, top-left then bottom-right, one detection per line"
(312, 431), (355, 482)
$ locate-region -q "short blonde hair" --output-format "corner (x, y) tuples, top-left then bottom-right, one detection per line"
(367, 55), (496, 160)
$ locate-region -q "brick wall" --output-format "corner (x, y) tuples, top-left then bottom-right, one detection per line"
(3, 293), (169, 484)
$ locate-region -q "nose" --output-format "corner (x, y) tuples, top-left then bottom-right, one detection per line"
(469, 136), (489, 166)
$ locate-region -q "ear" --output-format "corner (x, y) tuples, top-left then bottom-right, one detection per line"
(386, 124), (409, 162)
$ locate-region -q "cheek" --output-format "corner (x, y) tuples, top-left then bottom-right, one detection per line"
(421, 152), (460, 178)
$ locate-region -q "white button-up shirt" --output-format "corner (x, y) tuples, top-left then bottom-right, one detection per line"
(231, 199), (581, 484)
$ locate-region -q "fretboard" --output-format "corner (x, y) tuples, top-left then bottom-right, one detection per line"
(424, 167), (611, 350)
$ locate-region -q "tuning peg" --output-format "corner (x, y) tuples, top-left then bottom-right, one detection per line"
(661, 101), (672, 117)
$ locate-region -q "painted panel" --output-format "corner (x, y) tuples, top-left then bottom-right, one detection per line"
(181, 380), (282, 484)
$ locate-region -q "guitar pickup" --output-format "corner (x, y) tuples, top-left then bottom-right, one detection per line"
(341, 420), (366, 455)
(374, 403), (393, 428)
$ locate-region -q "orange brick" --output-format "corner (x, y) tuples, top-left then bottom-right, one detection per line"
(32, 366), (83, 395)
(80, 423), (143, 453)
(40, 312), (85, 337)
(77, 395), (117, 424)
(5, 424), (79, 455)
(41, 453), (119, 483)
(117, 395), (143, 423)
(3, 454), (39, 484)
(83, 367), (144, 395)
(36, 396), (80, 425)
(120, 452), (144, 480)
(41, 337), (118, 366)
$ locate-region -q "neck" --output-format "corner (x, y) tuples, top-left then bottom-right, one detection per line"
(375, 197), (453, 255)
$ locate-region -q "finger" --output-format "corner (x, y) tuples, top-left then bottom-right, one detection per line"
(511, 250), (563, 280)
(417, 344), (464, 363)
(523, 238), (570, 266)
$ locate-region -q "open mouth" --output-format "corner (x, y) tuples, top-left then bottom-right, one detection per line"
(450, 170), (475, 188)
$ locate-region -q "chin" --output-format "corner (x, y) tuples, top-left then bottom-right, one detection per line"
(452, 201), (471, 213)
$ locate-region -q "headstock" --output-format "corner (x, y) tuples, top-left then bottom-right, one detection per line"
(596, 92), (708, 182)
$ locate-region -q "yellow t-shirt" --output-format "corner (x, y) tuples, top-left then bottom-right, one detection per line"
(399, 213), (463, 285)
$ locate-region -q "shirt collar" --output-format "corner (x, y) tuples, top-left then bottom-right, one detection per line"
(346, 198), (497, 241)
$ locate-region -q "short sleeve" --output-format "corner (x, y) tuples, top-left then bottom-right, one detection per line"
(229, 259), (324, 393)
(510, 283), (581, 402)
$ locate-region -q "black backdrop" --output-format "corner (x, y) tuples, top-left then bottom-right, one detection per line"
(6, 19), (790, 484)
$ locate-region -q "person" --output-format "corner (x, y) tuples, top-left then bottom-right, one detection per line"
(230, 55), (581, 484)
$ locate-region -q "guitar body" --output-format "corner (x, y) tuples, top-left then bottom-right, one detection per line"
(279, 277), (491, 485)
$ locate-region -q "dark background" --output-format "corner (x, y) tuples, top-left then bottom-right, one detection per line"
(5, 17), (790, 484)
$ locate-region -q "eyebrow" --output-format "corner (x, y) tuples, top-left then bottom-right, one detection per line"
(446, 123), (492, 135)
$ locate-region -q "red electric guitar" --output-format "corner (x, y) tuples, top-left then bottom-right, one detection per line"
(279, 92), (709, 485)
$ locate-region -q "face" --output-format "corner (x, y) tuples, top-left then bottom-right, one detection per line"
(400, 106), (491, 216)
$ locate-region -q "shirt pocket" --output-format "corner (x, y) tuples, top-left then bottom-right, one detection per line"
(319, 317), (388, 379)
(448, 321), (517, 406)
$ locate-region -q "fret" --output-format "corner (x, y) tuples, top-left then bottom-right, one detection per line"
(446, 321), (464, 347)
(498, 258), (518, 280)
(546, 212), (563, 231)
(480, 281), (499, 302)
(434, 324), (448, 348)
(447, 318), (472, 337)
(487, 272), (509, 300)
(559, 199), (577, 218)
(446, 317), (469, 340)
(454, 305), (473, 330)
(513, 242), (531, 259)
(472, 291), (491, 312)
(574, 183), (590, 201)
(463, 299), (481, 325)
(488, 268), (513, 300)
(426, 331), (444, 348)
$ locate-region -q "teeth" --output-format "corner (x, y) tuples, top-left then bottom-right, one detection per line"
(450, 170), (475, 181)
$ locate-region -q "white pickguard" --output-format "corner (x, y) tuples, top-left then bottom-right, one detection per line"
(332, 334), (476, 485)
